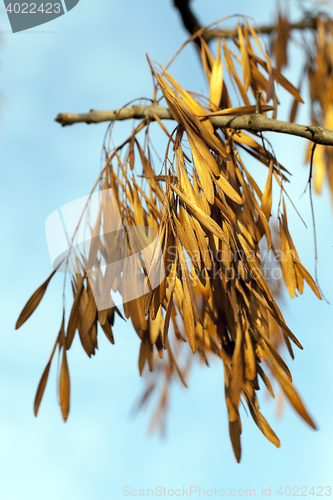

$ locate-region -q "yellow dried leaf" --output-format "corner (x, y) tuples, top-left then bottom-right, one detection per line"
(139, 335), (153, 375)
(149, 306), (163, 344)
(128, 136), (135, 170)
(179, 205), (201, 268)
(200, 38), (213, 83)
(232, 130), (259, 149)
(293, 257), (322, 300)
(238, 23), (251, 92)
(203, 104), (274, 117)
(193, 171), (209, 214)
(187, 126), (221, 179)
(289, 97), (299, 123)
(244, 329), (256, 380)
(171, 184), (228, 243)
(99, 316), (115, 344)
(223, 38), (250, 106)
(66, 275), (85, 349)
(178, 241), (196, 352)
(279, 220), (297, 299)
(173, 212), (199, 267)
(78, 288), (96, 358)
(230, 325), (244, 406)
(313, 145), (327, 194)
(246, 21), (265, 56)
(229, 419), (242, 463)
(34, 361), (51, 417)
(196, 267), (211, 301)
(272, 67), (304, 103)
(215, 173), (243, 205)
(238, 234), (273, 300)
(154, 63), (227, 157)
(130, 296), (149, 335)
(35, 316), (64, 416)
(267, 359), (316, 429)
(244, 183), (272, 250)
(261, 337), (292, 382)
(209, 37), (223, 108)
(261, 160), (273, 220)
(16, 270), (56, 329)
(190, 215), (212, 270)
(257, 411), (280, 448)
(59, 349), (70, 422)
(281, 199), (304, 294)
(187, 131), (215, 204)
(257, 363), (275, 398)
(163, 290), (174, 346)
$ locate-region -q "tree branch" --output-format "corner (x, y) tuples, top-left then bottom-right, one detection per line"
(204, 18), (318, 42)
(55, 104), (173, 126)
(211, 113), (333, 146)
(55, 104), (333, 146)
(172, 0), (318, 44)
(173, 0), (203, 48)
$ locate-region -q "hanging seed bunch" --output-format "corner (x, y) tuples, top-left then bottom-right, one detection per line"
(273, 5), (333, 197)
(304, 16), (333, 194)
(16, 17), (323, 462)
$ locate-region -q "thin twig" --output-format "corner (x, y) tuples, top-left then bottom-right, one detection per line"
(307, 143), (328, 302)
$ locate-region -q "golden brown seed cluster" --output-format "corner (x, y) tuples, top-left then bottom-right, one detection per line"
(17, 12), (330, 462)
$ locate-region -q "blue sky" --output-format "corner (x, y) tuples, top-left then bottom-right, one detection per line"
(1, 0), (333, 498)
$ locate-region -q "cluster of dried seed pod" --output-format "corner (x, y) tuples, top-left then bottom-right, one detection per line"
(16, 16), (324, 461)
